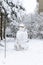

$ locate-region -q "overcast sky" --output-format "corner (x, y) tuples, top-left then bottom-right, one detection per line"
(22, 0), (37, 14)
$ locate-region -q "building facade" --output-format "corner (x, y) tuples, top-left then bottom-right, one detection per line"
(37, 0), (43, 13)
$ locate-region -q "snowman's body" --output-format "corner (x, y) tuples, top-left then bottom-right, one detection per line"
(15, 24), (29, 50)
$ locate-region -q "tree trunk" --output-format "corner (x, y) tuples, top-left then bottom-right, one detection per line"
(1, 13), (3, 40)
(3, 15), (6, 39)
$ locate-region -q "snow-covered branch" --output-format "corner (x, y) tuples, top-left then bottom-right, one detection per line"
(0, 0), (25, 25)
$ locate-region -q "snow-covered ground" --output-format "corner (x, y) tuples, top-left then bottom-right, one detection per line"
(0, 38), (43, 65)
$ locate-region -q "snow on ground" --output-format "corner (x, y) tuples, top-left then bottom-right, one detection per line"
(0, 38), (43, 65)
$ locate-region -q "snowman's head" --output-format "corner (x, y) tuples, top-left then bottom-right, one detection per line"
(19, 23), (25, 31)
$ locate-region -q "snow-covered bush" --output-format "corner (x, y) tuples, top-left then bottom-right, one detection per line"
(21, 13), (43, 39)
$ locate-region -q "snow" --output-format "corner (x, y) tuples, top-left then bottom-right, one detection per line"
(2, 1), (11, 14)
(0, 38), (43, 65)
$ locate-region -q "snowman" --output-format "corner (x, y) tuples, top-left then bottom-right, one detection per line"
(14, 23), (29, 51)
